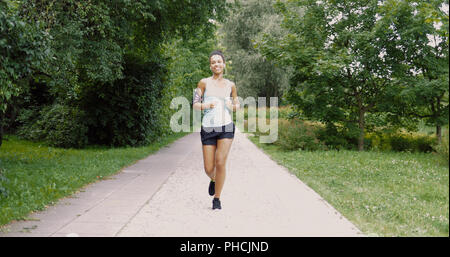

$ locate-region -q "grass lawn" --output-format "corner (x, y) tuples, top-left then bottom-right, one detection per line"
(0, 132), (190, 226)
(248, 135), (449, 237)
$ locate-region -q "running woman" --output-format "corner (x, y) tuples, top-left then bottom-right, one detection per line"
(192, 50), (240, 210)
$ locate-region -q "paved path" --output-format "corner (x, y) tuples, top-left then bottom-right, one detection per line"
(1, 129), (363, 237)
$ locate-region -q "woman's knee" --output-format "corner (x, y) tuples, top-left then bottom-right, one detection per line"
(204, 164), (215, 174)
(215, 158), (226, 169)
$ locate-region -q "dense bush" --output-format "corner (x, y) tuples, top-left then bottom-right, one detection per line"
(270, 115), (438, 153)
(271, 105), (295, 120)
(17, 104), (88, 148)
(16, 107), (42, 141)
(365, 131), (437, 153)
(79, 54), (166, 147)
(316, 123), (359, 150)
(42, 105), (88, 148)
(274, 118), (325, 151)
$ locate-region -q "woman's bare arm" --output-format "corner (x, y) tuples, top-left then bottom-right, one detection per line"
(228, 82), (240, 112)
(193, 79), (214, 110)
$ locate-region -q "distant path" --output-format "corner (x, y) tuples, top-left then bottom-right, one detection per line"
(1, 128), (363, 237)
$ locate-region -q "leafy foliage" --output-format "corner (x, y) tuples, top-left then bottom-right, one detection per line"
(378, 0), (449, 142)
(275, 118), (325, 151)
(0, 1), (51, 112)
(365, 131), (437, 153)
(219, 0), (289, 100)
(0, 1), (52, 146)
(2, 0), (229, 148)
(257, 0), (449, 150)
(17, 104), (88, 148)
(79, 54), (166, 146)
(161, 31), (219, 130)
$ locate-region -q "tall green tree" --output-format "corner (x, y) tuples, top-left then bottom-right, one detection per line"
(19, 0), (227, 104)
(258, 0), (448, 150)
(379, 0), (449, 143)
(0, 0), (51, 147)
(219, 0), (289, 101)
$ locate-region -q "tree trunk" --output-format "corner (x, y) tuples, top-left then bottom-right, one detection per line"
(358, 108), (365, 151)
(436, 124), (442, 145)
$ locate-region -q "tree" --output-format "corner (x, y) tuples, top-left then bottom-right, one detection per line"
(379, 0), (449, 143)
(5, 0), (228, 147)
(219, 0), (289, 101)
(258, 0), (448, 150)
(0, 1), (51, 147)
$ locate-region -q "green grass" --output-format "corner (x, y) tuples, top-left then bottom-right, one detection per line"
(0, 132), (190, 226)
(248, 136), (449, 237)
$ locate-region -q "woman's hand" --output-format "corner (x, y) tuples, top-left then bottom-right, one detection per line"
(206, 101), (219, 109)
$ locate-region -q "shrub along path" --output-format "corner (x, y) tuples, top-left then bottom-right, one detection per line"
(0, 129), (362, 237)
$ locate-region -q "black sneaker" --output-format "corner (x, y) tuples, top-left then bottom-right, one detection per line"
(212, 198), (221, 210)
(208, 180), (215, 196)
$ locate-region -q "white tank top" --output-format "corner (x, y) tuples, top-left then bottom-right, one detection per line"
(202, 78), (233, 127)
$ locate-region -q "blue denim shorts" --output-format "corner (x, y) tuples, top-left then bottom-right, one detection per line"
(200, 123), (235, 145)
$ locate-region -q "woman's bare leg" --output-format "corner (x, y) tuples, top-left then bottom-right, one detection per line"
(202, 144), (216, 180)
(214, 138), (233, 199)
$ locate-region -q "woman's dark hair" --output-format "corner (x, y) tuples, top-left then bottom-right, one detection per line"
(209, 50), (225, 63)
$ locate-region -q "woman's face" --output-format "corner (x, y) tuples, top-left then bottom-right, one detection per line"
(210, 55), (225, 74)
